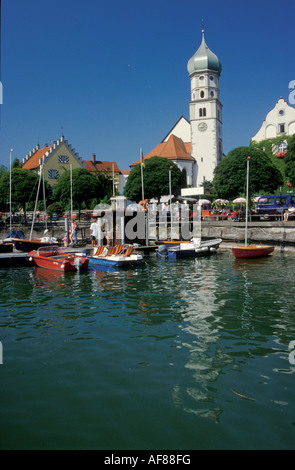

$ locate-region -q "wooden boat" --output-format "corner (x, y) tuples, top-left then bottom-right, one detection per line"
(29, 246), (89, 272)
(157, 238), (222, 259)
(231, 156), (274, 259)
(231, 245), (274, 258)
(7, 230), (59, 252)
(83, 244), (143, 268)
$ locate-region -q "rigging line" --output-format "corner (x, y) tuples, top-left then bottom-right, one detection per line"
(0, 0), (2, 130)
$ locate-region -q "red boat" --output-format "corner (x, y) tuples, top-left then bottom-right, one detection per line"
(231, 245), (274, 259)
(29, 246), (89, 272)
(231, 157), (275, 260)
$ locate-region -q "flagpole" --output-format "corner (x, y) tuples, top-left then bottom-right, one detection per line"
(140, 148), (144, 200)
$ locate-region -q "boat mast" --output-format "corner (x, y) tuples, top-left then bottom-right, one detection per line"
(9, 149), (13, 234)
(42, 157), (47, 231)
(245, 156), (250, 247)
(70, 163), (73, 220)
(30, 160), (43, 240)
(169, 167), (172, 240)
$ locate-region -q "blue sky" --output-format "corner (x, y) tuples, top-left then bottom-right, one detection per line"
(0, 0), (294, 170)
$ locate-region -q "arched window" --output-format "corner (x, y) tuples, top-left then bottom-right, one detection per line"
(200, 91), (205, 98)
(199, 108), (206, 117)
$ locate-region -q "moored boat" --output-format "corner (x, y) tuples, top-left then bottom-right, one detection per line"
(231, 245), (274, 258)
(83, 244), (143, 268)
(4, 230), (59, 252)
(29, 246), (89, 272)
(231, 156), (275, 259)
(157, 237), (222, 259)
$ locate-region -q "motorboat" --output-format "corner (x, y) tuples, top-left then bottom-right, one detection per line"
(29, 246), (89, 272)
(157, 237), (222, 259)
(83, 244), (143, 268)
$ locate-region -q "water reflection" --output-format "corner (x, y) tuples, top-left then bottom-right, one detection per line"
(1, 253), (295, 443)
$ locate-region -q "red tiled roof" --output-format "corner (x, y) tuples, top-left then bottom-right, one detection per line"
(22, 146), (52, 170)
(130, 134), (193, 167)
(84, 160), (120, 173)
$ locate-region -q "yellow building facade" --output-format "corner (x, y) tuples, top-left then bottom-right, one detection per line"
(21, 135), (84, 185)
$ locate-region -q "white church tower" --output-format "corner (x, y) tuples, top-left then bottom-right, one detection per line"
(187, 29), (223, 186)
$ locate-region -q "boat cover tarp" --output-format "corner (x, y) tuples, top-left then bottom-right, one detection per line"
(7, 230), (25, 239)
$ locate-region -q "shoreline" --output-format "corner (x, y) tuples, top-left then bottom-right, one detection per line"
(1, 219), (295, 254)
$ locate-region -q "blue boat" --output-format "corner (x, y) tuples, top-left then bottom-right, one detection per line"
(157, 238), (222, 259)
(83, 245), (143, 268)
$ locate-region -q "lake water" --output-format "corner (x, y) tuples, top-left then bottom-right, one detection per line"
(0, 249), (295, 450)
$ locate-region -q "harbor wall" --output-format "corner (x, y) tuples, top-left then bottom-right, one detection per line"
(1, 219), (295, 252)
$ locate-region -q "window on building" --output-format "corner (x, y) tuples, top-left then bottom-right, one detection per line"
(200, 91), (205, 98)
(279, 124), (285, 133)
(58, 155), (69, 163)
(48, 169), (59, 179)
(199, 108), (206, 117)
(277, 140), (287, 153)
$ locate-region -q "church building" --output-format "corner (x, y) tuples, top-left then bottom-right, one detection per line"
(130, 29), (223, 192)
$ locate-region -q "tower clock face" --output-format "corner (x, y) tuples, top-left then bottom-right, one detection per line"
(198, 122), (207, 132)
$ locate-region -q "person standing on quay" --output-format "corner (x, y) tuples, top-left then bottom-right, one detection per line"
(90, 216), (99, 247)
(71, 217), (78, 246)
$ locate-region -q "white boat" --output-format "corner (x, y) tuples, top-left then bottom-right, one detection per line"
(157, 237), (222, 259)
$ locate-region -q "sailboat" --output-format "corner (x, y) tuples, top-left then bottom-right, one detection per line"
(231, 156), (274, 259)
(8, 158), (59, 252)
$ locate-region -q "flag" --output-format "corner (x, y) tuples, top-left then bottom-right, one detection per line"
(140, 148), (145, 168)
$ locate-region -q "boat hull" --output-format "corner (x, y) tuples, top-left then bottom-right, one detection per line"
(0, 243), (13, 253)
(12, 238), (59, 252)
(29, 248), (89, 272)
(87, 254), (143, 268)
(157, 238), (222, 259)
(231, 245), (274, 258)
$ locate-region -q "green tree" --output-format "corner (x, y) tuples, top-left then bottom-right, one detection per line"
(12, 157), (21, 169)
(0, 168), (41, 215)
(53, 168), (112, 219)
(213, 146), (283, 200)
(284, 135), (295, 185)
(124, 156), (183, 201)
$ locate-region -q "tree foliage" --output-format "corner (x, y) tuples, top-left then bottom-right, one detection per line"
(123, 156), (184, 201)
(284, 135), (295, 185)
(0, 168), (42, 214)
(213, 146), (283, 199)
(53, 168), (112, 217)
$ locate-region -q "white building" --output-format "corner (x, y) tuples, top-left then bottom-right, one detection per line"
(187, 29), (223, 186)
(252, 97), (295, 142)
